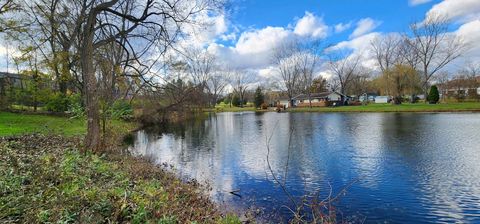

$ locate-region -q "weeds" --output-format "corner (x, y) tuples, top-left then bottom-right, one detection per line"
(0, 134), (240, 223)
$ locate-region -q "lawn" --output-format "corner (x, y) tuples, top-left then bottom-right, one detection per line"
(207, 102), (480, 113)
(289, 102), (480, 112)
(0, 112), (131, 137)
(205, 106), (261, 112)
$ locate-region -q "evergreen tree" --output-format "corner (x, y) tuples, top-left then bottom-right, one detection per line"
(428, 85), (440, 104)
(254, 87), (264, 108)
(232, 95), (241, 107)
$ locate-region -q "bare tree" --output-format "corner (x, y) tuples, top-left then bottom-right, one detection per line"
(231, 70), (251, 108)
(371, 35), (422, 104)
(273, 41), (301, 107)
(0, 0), (21, 32)
(184, 47), (216, 88)
(310, 77), (328, 93)
(370, 34), (403, 95)
(407, 14), (466, 102)
(76, 0), (220, 151)
(297, 42), (321, 108)
(206, 70), (229, 107)
(348, 67), (371, 98)
(461, 62), (480, 100)
(327, 52), (362, 103)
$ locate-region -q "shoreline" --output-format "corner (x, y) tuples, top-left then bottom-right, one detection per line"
(0, 111), (243, 223)
(205, 102), (480, 113)
(0, 134), (242, 223)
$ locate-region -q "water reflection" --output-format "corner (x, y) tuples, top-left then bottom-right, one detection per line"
(129, 112), (480, 223)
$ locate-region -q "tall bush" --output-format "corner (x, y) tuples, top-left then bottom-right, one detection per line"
(254, 87), (264, 108)
(45, 93), (70, 112)
(428, 85), (440, 104)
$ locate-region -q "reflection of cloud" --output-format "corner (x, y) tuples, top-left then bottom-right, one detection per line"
(349, 114), (385, 189)
(129, 113), (480, 222)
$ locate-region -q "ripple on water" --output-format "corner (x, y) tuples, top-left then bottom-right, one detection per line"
(129, 112), (480, 223)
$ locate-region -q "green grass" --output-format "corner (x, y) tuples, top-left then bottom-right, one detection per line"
(207, 102), (480, 113)
(0, 112), (131, 137)
(9, 104), (45, 112)
(289, 102), (480, 112)
(205, 106), (262, 112)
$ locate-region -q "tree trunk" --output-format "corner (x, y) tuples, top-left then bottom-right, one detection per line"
(82, 14), (101, 152)
(308, 92), (312, 108)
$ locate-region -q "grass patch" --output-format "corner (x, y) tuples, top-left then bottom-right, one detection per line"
(206, 102), (480, 113)
(205, 106), (265, 112)
(0, 135), (240, 223)
(288, 102), (480, 112)
(0, 112), (132, 137)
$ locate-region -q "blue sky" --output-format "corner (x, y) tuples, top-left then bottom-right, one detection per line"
(1, 0), (479, 81)
(230, 0), (439, 45)
(198, 0), (480, 81)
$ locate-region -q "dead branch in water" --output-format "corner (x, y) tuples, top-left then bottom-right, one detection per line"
(264, 120), (360, 223)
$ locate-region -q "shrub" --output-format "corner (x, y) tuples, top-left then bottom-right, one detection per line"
(45, 93), (70, 112)
(260, 102), (268, 110)
(254, 87), (264, 108)
(428, 85), (440, 104)
(109, 100), (133, 120)
(67, 94), (85, 118)
(231, 95), (240, 107)
(455, 93), (465, 102)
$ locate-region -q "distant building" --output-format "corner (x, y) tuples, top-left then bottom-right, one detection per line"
(374, 96), (391, 103)
(359, 93), (378, 102)
(277, 91), (347, 108)
(438, 77), (480, 98)
(0, 72), (22, 94)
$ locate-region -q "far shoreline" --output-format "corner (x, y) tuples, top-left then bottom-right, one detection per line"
(205, 102), (480, 113)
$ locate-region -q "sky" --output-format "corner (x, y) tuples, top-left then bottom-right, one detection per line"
(196, 0), (480, 83)
(1, 0), (479, 84)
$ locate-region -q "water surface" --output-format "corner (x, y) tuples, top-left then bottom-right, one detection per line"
(129, 112), (480, 223)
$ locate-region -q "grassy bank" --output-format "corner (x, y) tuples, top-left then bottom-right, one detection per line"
(288, 102), (480, 112)
(207, 102), (480, 113)
(0, 112), (131, 137)
(205, 106), (262, 112)
(0, 112), (240, 223)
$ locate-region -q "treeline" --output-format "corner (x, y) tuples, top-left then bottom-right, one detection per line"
(0, 0), (224, 152)
(273, 14), (476, 106)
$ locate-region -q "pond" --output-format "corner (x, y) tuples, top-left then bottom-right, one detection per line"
(129, 112), (480, 223)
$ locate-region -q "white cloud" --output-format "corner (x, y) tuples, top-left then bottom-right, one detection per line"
(293, 12), (329, 39)
(180, 13), (230, 48)
(235, 27), (293, 55)
(334, 22), (352, 33)
(350, 18), (382, 39)
(409, 0), (432, 6)
(454, 19), (480, 65)
(426, 0), (480, 23)
(0, 44), (21, 72)
(318, 71), (333, 80)
(327, 32), (382, 71)
(207, 26), (295, 69)
(333, 32), (380, 53)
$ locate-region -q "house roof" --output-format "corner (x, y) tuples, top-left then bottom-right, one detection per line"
(437, 76), (480, 89)
(0, 72), (20, 79)
(293, 91), (346, 100)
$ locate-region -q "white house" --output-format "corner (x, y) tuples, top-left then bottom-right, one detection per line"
(278, 99), (292, 108)
(277, 91), (349, 108)
(374, 96), (391, 103)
